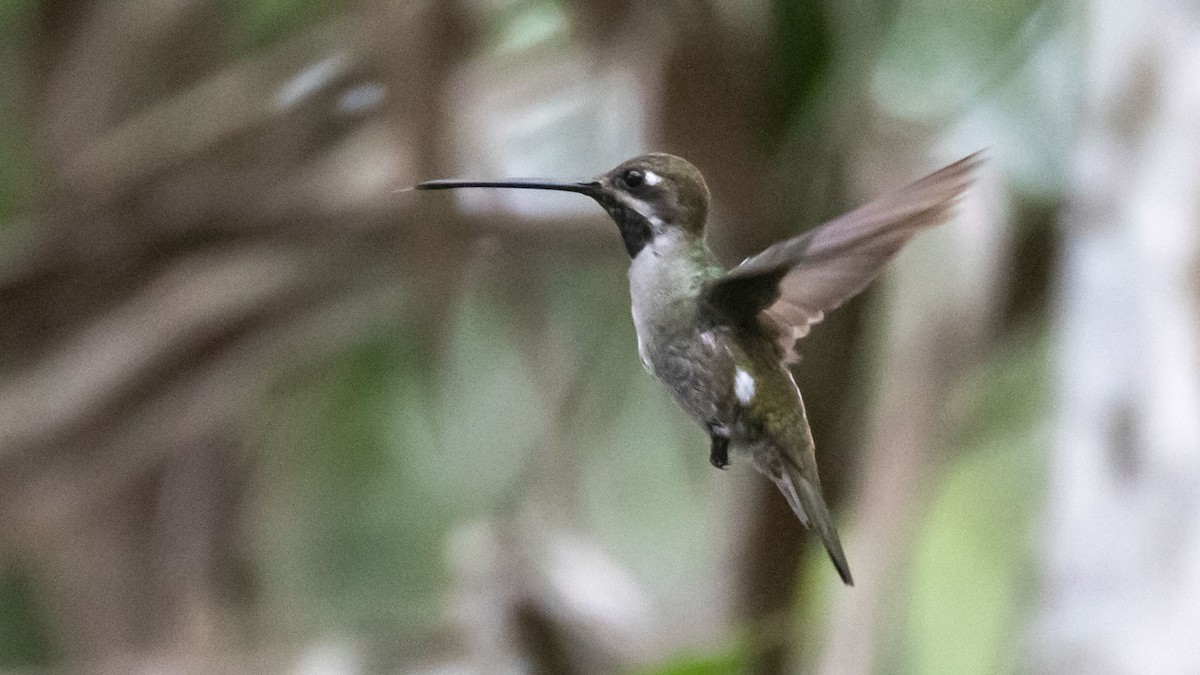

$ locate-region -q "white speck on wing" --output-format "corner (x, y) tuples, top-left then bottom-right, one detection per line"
(734, 368), (756, 404)
(643, 171), (662, 186)
(700, 330), (717, 350)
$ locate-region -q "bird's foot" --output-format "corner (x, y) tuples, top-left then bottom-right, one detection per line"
(708, 425), (730, 470)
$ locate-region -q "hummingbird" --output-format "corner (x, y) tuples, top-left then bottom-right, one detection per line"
(415, 152), (981, 585)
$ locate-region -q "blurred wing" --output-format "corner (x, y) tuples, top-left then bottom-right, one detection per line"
(701, 152), (981, 361)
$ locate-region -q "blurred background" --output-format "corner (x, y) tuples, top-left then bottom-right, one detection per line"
(1, 0), (1198, 672)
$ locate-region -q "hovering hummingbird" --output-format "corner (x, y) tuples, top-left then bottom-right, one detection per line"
(415, 152), (981, 585)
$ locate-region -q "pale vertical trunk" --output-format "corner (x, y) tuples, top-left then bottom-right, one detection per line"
(818, 143), (1008, 675)
(1033, 2), (1200, 673)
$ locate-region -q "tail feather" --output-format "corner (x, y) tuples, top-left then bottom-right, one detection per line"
(775, 466), (854, 586)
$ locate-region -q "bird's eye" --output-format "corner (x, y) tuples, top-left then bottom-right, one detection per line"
(622, 169), (645, 188)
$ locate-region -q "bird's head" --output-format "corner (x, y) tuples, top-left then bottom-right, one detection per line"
(415, 153), (710, 257)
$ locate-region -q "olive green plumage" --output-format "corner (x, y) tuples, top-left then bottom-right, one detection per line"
(416, 151), (983, 586)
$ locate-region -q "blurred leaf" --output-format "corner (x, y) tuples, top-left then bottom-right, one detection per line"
(252, 317), (453, 639)
(949, 25), (1077, 201)
(0, 0), (36, 222)
(873, 0), (1048, 119)
(0, 567), (56, 667)
(486, 0), (570, 54)
(904, 322), (1049, 675)
(629, 642), (747, 675)
(761, 0), (831, 148)
(228, 0), (338, 53)
(540, 255), (643, 430)
(582, 373), (712, 583)
(411, 263), (553, 511)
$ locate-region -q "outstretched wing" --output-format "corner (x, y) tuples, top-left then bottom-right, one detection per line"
(701, 152), (982, 362)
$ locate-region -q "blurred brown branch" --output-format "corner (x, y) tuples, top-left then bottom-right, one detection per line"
(0, 0), (479, 666)
(0, 0), (1056, 671)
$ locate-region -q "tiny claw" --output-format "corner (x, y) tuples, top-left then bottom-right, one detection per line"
(708, 427), (730, 470)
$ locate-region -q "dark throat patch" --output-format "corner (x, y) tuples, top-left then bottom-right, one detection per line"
(606, 204), (653, 258)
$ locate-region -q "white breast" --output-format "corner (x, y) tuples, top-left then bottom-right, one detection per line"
(626, 231), (706, 374)
(628, 273), (657, 375)
(633, 319), (653, 372)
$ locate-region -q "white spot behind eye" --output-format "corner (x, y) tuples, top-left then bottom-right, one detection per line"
(735, 368), (755, 404)
(643, 171), (662, 186)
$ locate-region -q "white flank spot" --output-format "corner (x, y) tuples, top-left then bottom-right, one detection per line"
(700, 331), (717, 350)
(735, 368), (756, 404)
(643, 171), (663, 186)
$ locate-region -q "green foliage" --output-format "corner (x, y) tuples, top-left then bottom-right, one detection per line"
(0, 0), (1066, 666)
(903, 324), (1049, 675)
(629, 642), (748, 675)
(790, 321), (1049, 673)
(871, 0), (1074, 198)
(485, 0), (571, 55)
(873, 0), (1048, 119)
(252, 328), (451, 638)
(227, 0), (338, 53)
(0, 568), (56, 667)
(0, 0), (36, 223)
(762, 0), (831, 149)
(251, 250), (723, 642)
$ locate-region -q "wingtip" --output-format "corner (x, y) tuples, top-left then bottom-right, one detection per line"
(944, 149), (988, 185)
(961, 148), (989, 164)
(904, 149), (985, 212)
(936, 149), (987, 180)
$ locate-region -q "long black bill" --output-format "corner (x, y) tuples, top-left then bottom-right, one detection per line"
(414, 179), (601, 195)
